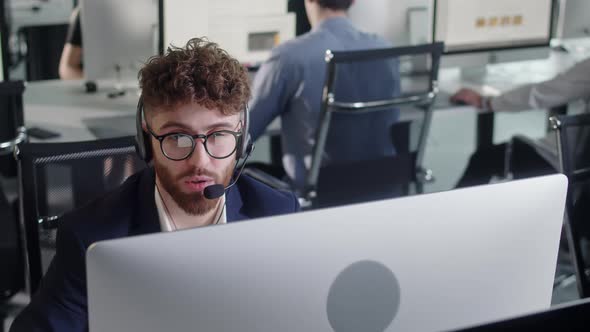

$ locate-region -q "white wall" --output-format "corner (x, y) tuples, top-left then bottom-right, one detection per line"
(209, 0), (287, 17)
(163, 0), (209, 48)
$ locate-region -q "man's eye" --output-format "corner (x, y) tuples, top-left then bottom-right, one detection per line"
(169, 134), (192, 148)
(211, 132), (228, 137)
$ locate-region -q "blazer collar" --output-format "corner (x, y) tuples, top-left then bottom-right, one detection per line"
(226, 182), (248, 222)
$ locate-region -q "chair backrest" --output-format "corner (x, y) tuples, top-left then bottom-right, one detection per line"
(0, 81), (26, 177)
(0, 181), (22, 302)
(305, 42), (444, 207)
(551, 113), (590, 298)
(16, 135), (147, 294)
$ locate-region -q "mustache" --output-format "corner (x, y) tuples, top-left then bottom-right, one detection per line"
(175, 168), (218, 181)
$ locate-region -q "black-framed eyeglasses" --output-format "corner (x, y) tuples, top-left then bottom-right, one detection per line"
(146, 122), (242, 161)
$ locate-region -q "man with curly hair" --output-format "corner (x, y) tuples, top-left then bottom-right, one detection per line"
(10, 38), (300, 332)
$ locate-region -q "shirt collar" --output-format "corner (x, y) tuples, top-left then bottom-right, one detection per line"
(315, 16), (353, 32)
(154, 186), (227, 232)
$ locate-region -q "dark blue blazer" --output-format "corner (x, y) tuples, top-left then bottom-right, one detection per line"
(10, 167), (299, 332)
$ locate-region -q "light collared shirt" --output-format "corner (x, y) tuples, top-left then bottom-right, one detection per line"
(154, 187), (226, 232)
(490, 57), (590, 112)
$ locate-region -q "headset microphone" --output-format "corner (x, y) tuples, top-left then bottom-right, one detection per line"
(203, 143), (253, 200)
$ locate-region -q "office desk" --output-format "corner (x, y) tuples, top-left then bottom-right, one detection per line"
(23, 40), (589, 143)
(20, 41), (590, 191)
(24, 80), (139, 142)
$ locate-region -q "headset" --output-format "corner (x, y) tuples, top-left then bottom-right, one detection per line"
(134, 97), (252, 163)
(134, 97), (254, 199)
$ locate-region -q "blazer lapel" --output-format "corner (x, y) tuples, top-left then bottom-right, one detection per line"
(129, 167), (162, 235)
(226, 183), (248, 222)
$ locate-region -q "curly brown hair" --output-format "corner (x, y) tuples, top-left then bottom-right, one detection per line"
(139, 37), (250, 116)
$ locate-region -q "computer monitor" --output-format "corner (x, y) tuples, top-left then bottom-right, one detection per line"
(80, 0), (159, 85)
(433, 0), (556, 81)
(87, 175), (567, 332)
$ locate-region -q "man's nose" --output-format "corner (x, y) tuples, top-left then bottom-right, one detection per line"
(186, 139), (210, 168)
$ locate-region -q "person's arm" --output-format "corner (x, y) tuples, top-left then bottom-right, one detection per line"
(491, 57), (590, 111)
(59, 44), (83, 80)
(9, 221), (88, 332)
(59, 6), (83, 80)
(451, 57), (590, 112)
(248, 51), (301, 141)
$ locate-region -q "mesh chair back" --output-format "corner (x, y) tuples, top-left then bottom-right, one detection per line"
(551, 113), (590, 298)
(17, 136), (146, 294)
(306, 43), (444, 208)
(0, 81), (26, 177)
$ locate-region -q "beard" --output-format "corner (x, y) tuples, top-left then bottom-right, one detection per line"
(154, 159), (234, 216)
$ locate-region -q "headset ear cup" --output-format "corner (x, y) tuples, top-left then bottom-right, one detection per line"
(142, 131), (152, 162)
(135, 97), (153, 162)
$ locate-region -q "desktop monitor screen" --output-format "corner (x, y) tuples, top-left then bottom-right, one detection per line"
(88, 175), (567, 332)
(434, 0), (554, 54)
(81, 0), (159, 83)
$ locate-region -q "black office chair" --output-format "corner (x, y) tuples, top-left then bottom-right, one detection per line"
(16, 136), (146, 294)
(0, 81), (26, 177)
(304, 43), (444, 208)
(0, 181), (23, 332)
(550, 113), (590, 298)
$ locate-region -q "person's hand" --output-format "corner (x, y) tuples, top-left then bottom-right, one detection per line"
(450, 88), (483, 108)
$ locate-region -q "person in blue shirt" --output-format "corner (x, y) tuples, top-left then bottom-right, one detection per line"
(249, 0), (401, 191)
(10, 38), (299, 332)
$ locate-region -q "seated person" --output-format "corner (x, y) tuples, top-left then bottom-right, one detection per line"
(451, 57), (590, 188)
(9, 38), (299, 332)
(58, 5), (83, 80)
(249, 0), (401, 191)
